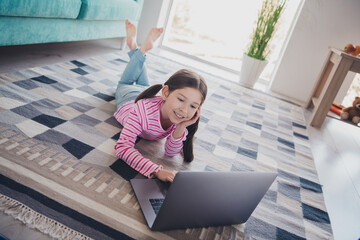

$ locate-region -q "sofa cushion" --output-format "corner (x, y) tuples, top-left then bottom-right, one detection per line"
(0, 16), (131, 46)
(78, 0), (143, 21)
(0, 0), (82, 19)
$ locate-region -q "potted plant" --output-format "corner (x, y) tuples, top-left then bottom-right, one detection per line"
(239, 0), (286, 88)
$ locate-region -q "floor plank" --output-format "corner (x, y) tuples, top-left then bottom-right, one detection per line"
(0, 211), (51, 240)
(305, 110), (360, 240)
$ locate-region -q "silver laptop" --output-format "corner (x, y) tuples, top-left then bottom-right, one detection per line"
(130, 171), (276, 231)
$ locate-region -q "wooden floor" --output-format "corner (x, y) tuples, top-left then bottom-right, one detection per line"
(0, 39), (359, 240)
(304, 111), (360, 240)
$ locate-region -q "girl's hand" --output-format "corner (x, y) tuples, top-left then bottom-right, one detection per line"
(153, 169), (176, 182)
(173, 107), (201, 139)
(178, 107), (201, 128)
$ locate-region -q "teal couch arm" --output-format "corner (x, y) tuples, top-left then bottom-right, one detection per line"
(0, 0), (82, 19)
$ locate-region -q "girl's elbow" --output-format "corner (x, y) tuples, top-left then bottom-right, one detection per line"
(164, 150), (180, 157)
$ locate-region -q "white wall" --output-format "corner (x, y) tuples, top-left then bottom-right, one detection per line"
(270, 0), (360, 106)
(137, 0), (171, 46)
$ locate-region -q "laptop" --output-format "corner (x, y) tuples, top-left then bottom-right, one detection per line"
(130, 171), (277, 231)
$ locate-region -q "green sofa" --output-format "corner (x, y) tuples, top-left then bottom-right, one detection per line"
(0, 0), (144, 46)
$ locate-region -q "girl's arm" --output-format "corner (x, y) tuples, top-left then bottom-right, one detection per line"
(115, 108), (163, 178)
(164, 108), (200, 156)
(164, 128), (188, 156)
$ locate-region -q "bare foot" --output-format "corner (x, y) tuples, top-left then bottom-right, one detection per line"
(139, 27), (164, 55)
(125, 19), (137, 50)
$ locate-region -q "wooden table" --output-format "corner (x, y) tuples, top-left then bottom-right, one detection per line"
(308, 47), (360, 127)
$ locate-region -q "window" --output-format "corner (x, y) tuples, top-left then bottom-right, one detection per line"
(343, 75), (360, 107)
(161, 0), (303, 84)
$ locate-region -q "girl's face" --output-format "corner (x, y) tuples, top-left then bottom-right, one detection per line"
(161, 86), (202, 126)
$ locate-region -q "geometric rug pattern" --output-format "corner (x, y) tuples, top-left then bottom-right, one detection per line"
(0, 50), (333, 239)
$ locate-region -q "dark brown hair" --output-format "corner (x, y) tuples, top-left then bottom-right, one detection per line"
(135, 69), (207, 162)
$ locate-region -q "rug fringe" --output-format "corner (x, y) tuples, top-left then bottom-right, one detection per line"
(0, 194), (92, 240)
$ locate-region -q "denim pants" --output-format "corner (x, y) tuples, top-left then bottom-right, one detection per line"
(115, 49), (150, 110)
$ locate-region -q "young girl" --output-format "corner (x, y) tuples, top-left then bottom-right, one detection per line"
(114, 20), (207, 182)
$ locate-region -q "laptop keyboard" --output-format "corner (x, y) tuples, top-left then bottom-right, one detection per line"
(149, 198), (164, 215)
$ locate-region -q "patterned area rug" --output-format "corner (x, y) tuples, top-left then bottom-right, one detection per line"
(0, 50), (333, 239)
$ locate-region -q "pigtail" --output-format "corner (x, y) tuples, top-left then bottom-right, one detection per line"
(182, 118), (200, 162)
(135, 84), (163, 103)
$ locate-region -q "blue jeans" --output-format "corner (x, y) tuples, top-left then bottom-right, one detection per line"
(115, 49), (150, 110)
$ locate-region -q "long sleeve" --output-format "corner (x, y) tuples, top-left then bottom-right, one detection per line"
(164, 128), (188, 156)
(114, 107), (162, 178)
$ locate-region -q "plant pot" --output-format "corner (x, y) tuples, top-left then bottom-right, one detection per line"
(239, 53), (268, 88)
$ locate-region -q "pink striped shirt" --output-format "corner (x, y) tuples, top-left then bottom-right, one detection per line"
(114, 96), (188, 178)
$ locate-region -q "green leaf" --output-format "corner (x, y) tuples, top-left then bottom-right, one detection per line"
(246, 0), (286, 60)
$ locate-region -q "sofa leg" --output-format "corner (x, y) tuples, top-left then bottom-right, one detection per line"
(120, 37), (126, 50)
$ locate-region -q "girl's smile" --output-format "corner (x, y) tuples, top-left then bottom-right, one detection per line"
(174, 111), (184, 119)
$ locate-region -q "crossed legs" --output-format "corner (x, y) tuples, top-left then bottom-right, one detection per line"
(115, 20), (163, 109)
